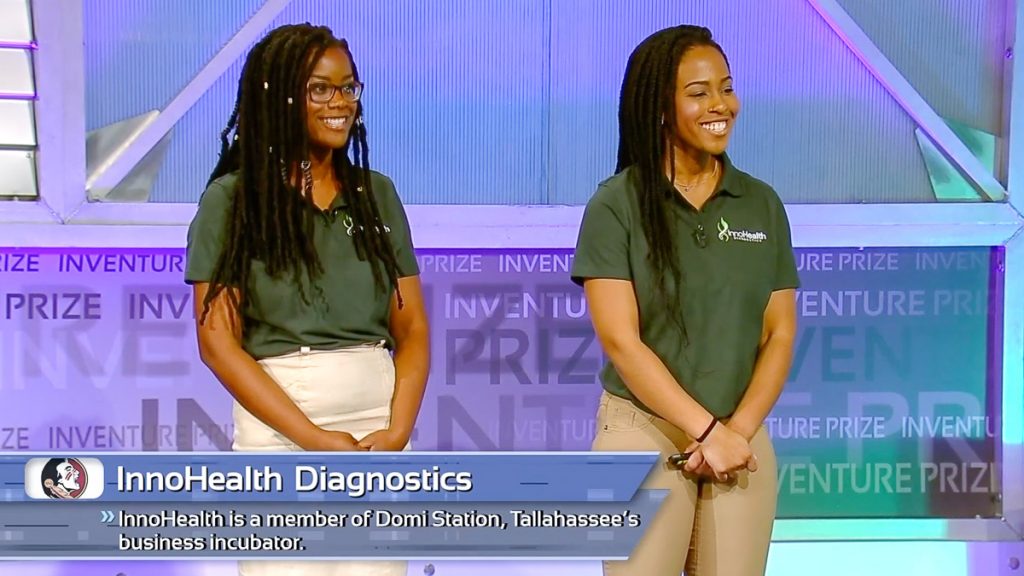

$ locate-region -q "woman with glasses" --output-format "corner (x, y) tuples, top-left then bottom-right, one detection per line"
(185, 23), (429, 576)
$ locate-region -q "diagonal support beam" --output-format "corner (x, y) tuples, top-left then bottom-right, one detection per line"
(1008, 0), (1024, 216)
(84, 0), (293, 198)
(806, 0), (1008, 202)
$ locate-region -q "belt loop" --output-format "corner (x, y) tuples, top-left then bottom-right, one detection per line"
(299, 346), (311, 355)
(378, 339), (386, 349)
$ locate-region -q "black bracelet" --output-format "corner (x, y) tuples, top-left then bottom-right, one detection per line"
(696, 417), (719, 443)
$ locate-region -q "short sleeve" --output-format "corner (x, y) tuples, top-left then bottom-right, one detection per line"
(771, 194), (800, 290)
(570, 190), (632, 286)
(184, 179), (233, 285)
(374, 173), (419, 278)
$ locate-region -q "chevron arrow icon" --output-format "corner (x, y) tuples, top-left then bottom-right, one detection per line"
(100, 510), (115, 523)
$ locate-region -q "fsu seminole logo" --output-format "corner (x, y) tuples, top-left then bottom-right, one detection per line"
(40, 458), (89, 499)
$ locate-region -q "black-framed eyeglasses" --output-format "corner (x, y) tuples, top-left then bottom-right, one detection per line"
(307, 80), (364, 103)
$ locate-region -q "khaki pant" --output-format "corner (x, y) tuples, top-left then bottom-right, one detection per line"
(593, 392), (777, 576)
(235, 342), (409, 576)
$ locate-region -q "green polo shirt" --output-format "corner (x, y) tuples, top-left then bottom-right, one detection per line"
(184, 170), (419, 360)
(571, 155), (799, 418)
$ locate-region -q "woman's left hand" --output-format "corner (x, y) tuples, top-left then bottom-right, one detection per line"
(681, 417), (759, 480)
(680, 442), (715, 479)
(357, 429), (409, 451)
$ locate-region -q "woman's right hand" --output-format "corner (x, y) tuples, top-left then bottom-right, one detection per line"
(685, 422), (756, 481)
(304, 430), (364, 451)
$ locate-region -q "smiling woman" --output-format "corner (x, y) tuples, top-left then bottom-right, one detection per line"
(572, 25), (799, 576)
(183, 23), (431, 576)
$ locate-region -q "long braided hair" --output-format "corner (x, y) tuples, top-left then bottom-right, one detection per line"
(200, 24), (403, 324)
(615, 25), (730, 341)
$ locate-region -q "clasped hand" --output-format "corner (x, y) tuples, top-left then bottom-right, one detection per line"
(680, 422), (758, 482)
(308, 428), (408, 452)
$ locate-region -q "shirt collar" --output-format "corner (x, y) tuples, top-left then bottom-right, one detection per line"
(328, 193), (348, 211)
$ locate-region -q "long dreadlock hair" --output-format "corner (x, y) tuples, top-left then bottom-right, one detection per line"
(200, 23), (403, 325)
(615, 25), (730, 342)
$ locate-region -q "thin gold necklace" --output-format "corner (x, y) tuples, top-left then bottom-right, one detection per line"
(674, 159), (719, 194)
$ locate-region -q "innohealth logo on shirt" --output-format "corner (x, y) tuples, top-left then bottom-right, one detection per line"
(717, 217), (767, 244)
(342, 215), (392, 237)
